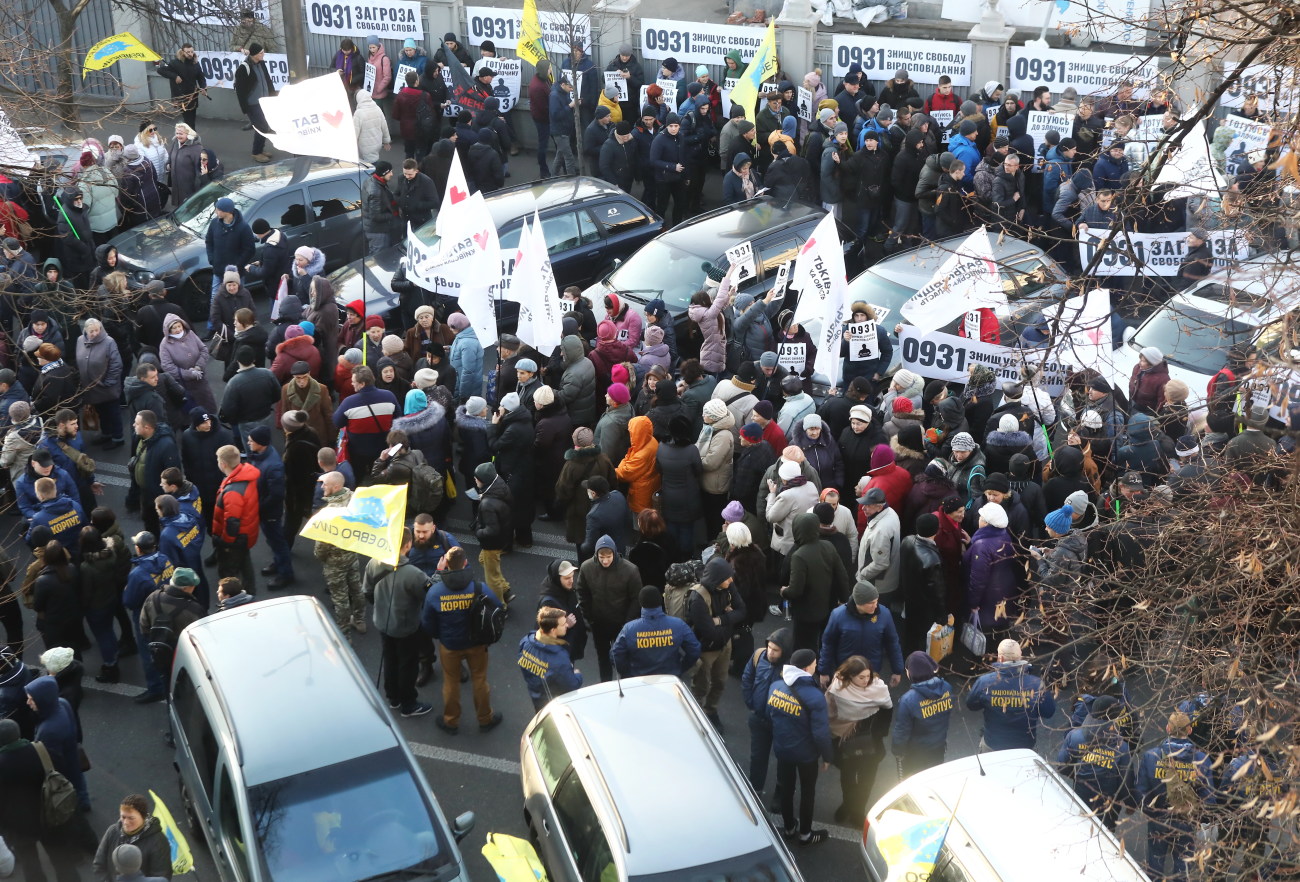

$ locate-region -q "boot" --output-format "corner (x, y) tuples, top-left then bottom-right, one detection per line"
(416, 658), (435, 687)
(95, 663), (120, 684)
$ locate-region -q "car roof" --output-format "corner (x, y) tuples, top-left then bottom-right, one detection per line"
(182, 595), (400, 786)
(655, 197), (825, 258)
(219, 157), (370, 200)
(866, 234), (1057, 286)
(893, 750), (1150, 882)
(549, 676), (777, 875)
(408, 175), (632, 243)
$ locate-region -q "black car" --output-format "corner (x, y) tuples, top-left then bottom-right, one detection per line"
(583, 197), (863, 345)
(328, 176), (663, 332)
(108, 157), (369, 321)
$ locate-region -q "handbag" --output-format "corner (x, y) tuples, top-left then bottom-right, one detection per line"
(443, 471), (458, 500)
(206, 326), (230, 361)
(961, 611), (987, 658)
(80, 402), (100, 433)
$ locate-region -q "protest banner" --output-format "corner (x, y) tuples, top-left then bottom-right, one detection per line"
(306, 0), (423, 39)
(1007, 46), (1156, 97)
(196, 51), (290, 90)
(789, 212), (851, 388)
(1078, 230), (1249, 276)
(464, 6), (591, 51)
(1219, 64), (1300, 113)
(898, 327), (1070, 394)
(901, 228), (1006, 334)
(1024, 111), (1074, 168)
(639, 18), (769, 65)
(159, 0), (269, 24)
(256, 73), (359, 163)
(831, 35), (972, 86)
(300, 484), (408, 565)
(488, 57), (523, 112)
(947, 0), (1151, 46)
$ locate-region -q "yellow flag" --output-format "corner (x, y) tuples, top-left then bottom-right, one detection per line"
(726, 21), (778, 119)
(83, 32), (161, 76)
(148, 790), (194, 875)
(300, 483), (408, 565)
(518, 0), (549, 70)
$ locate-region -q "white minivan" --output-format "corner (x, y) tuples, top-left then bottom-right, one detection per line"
(859, 750), (1151, 882)
(169, 595), (475, 882)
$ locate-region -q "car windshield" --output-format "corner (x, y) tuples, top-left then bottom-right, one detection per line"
(606, 239), (716, 311)
(845, 270), (918, 324)
(631, 847), (797, 882)
(248, 747), (454, 882)
(1133, 303), (1255, 374)
(174, 180), (258, 234)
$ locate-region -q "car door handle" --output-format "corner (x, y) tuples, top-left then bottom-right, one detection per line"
(541, 818), (550, 835)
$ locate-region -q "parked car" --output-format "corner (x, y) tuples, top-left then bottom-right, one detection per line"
(846, 234), (1069, 374)
(521, 676), (803, 882)
(860, 750), (1151, 882)
(108, 157), (369, 322)
(171, 594), (475, 882)
(328, 176), (663, 332)
(1111, 253), (1300, 413)
(583, 196), (863, 348)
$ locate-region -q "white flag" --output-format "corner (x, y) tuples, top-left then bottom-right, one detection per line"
(900, 227), (1007, 334)
(425, 188), (501, 346)
(1154, 120), (1227, 199)
(511, 211), (564, 353)
(788, 213), (850, 389)
(256, 73), (359, 163)
(436, 149), (474, 244)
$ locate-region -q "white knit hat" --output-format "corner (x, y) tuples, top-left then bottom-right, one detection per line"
(979, 502), (1009, 529)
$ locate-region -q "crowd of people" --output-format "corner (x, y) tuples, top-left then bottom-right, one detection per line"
(0, 12), (1294, 881)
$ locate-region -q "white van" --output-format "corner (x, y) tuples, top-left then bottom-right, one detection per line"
(860, 749), (1151, 882)
(169, 595), (475, 882)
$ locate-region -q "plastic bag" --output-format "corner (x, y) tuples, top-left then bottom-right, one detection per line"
(961, 611), (987, 657)
(853, 3), (889, 25)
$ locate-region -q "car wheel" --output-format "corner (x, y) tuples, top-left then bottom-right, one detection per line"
(176, 271), (212, 326)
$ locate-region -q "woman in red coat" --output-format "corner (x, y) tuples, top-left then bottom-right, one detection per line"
(1128, 345), (1169, 414)
(270, 325), (321, 383)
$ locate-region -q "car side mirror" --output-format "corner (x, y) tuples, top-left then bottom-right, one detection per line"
(1122, 325), (1136, 344)
(612, 258), (622, 270)
(452, 812), (476, 842)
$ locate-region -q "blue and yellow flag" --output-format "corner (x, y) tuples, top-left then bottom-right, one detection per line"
(518, 0), (548, 70)
(148, 790), (194, 875)
(300, 483), (408, 565)
(877, 814), (949, 882)
(726, 20), (778, 119)
(83, 32), (160, 76)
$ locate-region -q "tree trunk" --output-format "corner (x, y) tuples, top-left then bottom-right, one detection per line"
(53, 7), (82, 133)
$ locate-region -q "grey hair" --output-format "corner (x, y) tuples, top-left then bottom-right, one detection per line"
(83, 317), (103, 333)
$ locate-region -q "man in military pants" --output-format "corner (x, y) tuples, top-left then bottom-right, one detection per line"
(314, 471), (366, 638)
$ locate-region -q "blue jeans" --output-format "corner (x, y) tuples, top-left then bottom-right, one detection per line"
(534, 120), (550, 175)
(93, 400), (123, 442)
(748, 713), (774, 792)
(262, 516), (294, 579)
(888, 198), (918, 247)
(131, 614), (166, 694)
(1146, 817), (1195, 882)
(84, 607), (118, 666)
(666, 520), (695, 560)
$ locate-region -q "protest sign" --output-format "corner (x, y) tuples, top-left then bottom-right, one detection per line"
(363, 62), (376, 93)
(725, 241), (756, 284)
(489, 57), (523, 112)
(1219, 113), (1273, 176)
(931, 109), (954, 144)
(1220, 64), (1300, 113)
(603, 71), (629, 101)
(778, 342), (807, 372)
(464, 6), (591, 51)
(847, 321), (880, 361)
(898, 327), (1070, 394)
(831, 35), (971, 86)
(160, 0), (269, 24)
(1024, 111), (1074, 168)
(1007, 47), (1156, 97)
(639, 18), (768, 65)
(1078, 230), (1249, 276)
(306, 0), (422, 39)
(196, 51), (290, 90)
(798, 87), (814, 122)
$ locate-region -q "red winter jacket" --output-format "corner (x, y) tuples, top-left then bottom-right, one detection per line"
(393, 86), (435, 141)
(271, 333), (322, 384)
(924, 90), (963, 117)
(956, 307), (1000, 344)
(214, 461), (261, 549)
(861, 443), (914, 518)
(1128, 359), (1169, 414)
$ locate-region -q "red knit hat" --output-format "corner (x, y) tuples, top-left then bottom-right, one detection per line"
(892, 397), (914, 414)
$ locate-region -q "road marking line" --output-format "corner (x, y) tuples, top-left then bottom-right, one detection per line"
(98, 461), (130, 474)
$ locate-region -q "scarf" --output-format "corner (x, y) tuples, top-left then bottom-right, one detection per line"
(828, 676), (892, 739)
(740, 172), (756, 200)
(287, 377), (322, 414)
(0, 737), (30, 754)
(781, 475), (808, 490)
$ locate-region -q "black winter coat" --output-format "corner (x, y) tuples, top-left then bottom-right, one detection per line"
(731, 441), (777, 514)
(599, 136), (636, 192)
(891, 144), (926, 204)
(466, 141), (505, 193)
(766, 155), (811, 203)
(656, 441), (703, 522)
(394, 171), (439, 228)
(489, 406), (534, 487)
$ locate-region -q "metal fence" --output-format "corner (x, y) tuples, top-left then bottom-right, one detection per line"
(14, 0), (122, 100)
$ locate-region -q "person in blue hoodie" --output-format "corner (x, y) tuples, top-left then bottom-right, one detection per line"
(947, 121), (981, 186)
(965, 638), (1056, 750)
(891, 651), (953, 776)
(768, 647), (833, 846)
(26, 477), (85, 554)
(517, 606), (583, 711)
(1093, 140), (1130, 191)
(740, 626), (792, 795)
(1136, 711), (1215, 881)
(1114, 412), (1167, 488)
(246, 424), (293, 589)
(14, 450), (78, 521)
(123, 531), (174, 703)
(156, 494), (208, 609)
(1055, 695), (1132, 830)
(610, 585), (701, 678)
(26, 674), (90, 810)
(818, 580), (904, 686)
(420, 546), (503, 733)
(1041, 136), (1076, 215)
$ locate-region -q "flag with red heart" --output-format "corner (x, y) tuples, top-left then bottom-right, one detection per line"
(255, 72), (359, 164)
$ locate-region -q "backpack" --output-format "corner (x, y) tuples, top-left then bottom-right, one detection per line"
(1163, 756), (1201, 815)
(468, 579), (507, 646)
(33, 741), (78, 828)
(663, 581), (710, 626)
(146, 592), (179, 671)
(414, 93), (437, 139)
(409, 460), (444, 515)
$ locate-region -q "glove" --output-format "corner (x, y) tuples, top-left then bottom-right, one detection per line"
(925, 427), (945, 446)
(187, 367), (204, 380)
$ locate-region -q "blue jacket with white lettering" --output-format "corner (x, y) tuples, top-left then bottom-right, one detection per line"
(160, 510), (205, 576)
(420, 565), (500, 651)
(517, 631), (583, 704)
(818, 601), (904, 678)
(610, 606), (701, 677)
(965, 660), (1056, 749)
(1136, 736), (1214, 817)
(27, 496), (86, 553)
(1056, 714), (1132, 804)
(741, 627), (792, 722)
(891, 676), (954, 755)
(768, 669), (834, 765)
(124, 550), (174, 612)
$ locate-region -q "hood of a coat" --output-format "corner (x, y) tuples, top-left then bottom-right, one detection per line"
(791, 511), (821, 546)
(1053, 445), (1084, 478)
(162, 311), (192, 335)
(277, 294), (304, 323)
(1127, 412), (1155, 444)
(868, 443), (896, 471)
(627, 415), (654, 449)
(594, 534), (620, 559)
(561, 334), (584, 366)
(24, 675), (60, 719)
